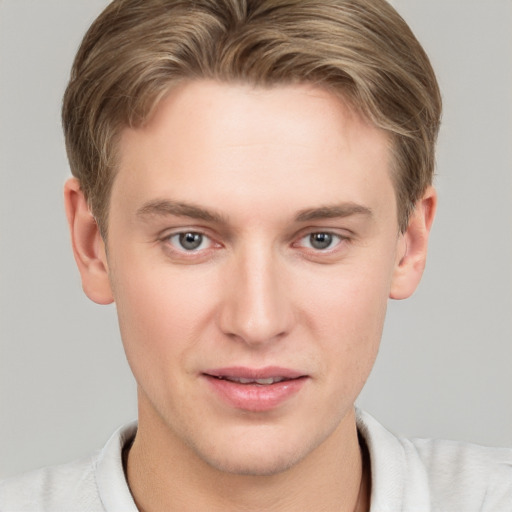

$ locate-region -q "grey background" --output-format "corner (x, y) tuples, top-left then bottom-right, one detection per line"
(0, 0), (510, 478)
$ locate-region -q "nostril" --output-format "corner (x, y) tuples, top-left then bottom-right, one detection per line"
(217, 257), (294, 344)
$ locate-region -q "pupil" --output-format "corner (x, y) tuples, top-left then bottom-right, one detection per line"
(310, 233), (332, 250)
(179, 232), (202, 250)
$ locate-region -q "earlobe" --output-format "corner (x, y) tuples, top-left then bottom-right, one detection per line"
(389, 186), (437, 300)
(64, 178), (114, 305)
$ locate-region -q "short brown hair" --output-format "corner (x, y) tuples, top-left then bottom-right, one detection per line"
(62, 0), (442, 235)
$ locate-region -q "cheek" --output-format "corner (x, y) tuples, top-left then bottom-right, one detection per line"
(109, 256), (218, 384)
(299, 258), (392, 390)
(318, 289), (385, 380)
(301, 253), (391, 331)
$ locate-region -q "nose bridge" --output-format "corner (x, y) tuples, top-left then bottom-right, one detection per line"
(219, 241), (292, 345)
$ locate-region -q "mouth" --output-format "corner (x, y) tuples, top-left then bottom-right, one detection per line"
(204, 366), (306, 384)
(202, 367), (308, 412)
(210, 375), (292, 385)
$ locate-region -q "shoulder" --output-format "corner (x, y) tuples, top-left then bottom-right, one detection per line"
(410, 436), (512, 511)
(0, 421), (138, 512)
(356, 409), (512, 511)
(0, 454), (102, 512)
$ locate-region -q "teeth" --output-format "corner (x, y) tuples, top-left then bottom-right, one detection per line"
(220, 376), (287, 385)
(255, 378), (277, 385)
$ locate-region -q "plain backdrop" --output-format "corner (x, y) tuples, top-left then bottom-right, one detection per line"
(0, 0), (511, 478)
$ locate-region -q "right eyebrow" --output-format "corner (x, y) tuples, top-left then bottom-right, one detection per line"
(136, 199), (226, 224)
(295, 203), (373, 222)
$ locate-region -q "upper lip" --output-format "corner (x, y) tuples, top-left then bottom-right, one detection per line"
(204, 366), (306, 380)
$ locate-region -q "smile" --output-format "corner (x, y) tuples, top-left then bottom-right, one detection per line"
(214, 376), (289, 385)
(203, 367), (308, 412)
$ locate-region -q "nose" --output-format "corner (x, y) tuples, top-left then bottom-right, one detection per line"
(218, 246), (294, 347)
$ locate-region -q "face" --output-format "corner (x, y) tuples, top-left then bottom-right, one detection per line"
(104, 81), (405, 475)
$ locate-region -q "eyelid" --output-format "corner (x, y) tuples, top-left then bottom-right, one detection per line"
(294, 227), (349, 242)
(159, 225), (212, 241)
(297, 232), (343, 247)
(167, 232), (212, 251)
(291, 229), (351, 259)
(157, 225), (351, 261)
(159, 227), (222, 256)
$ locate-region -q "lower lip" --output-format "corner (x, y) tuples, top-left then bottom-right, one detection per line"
(204, 375), (308, 412)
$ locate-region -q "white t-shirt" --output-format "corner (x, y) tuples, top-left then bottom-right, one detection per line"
(1, 410), (511, 511)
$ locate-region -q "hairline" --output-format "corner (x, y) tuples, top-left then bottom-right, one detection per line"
(95, 77), (408, 240)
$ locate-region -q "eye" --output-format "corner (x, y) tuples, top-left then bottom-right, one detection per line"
(298, 232), (343, 251)
(168, 231), (212, 251)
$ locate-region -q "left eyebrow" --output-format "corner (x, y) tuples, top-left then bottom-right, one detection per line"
(295, 203), (373, 222)
(136, 199), (226, 224)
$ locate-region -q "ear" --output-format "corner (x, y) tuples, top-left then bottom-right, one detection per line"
(389, 186), (437, 300)
(64, 178), (114, 305)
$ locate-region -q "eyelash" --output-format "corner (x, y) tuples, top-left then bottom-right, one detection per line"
(160, 229), (349, 259)
(167, 231), (214, 252)
(294, 232), (346, 252)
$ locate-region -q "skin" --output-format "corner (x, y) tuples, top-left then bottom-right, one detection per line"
(65, 81), (436, 511)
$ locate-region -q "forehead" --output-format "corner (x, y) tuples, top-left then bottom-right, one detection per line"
(112, 80), (395, 226)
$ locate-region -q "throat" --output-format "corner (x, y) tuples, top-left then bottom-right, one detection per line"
(354, 431), (372, 512)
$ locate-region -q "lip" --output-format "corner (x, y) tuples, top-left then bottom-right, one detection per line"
(202, 366), (308, 412)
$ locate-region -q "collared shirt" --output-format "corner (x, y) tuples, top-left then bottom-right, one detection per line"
(1, 410), (511, 511)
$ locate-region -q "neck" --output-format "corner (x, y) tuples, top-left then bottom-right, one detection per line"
(126, 398), (370, 512)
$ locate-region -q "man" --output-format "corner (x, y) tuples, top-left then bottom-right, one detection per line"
(0, 0), (510, 510)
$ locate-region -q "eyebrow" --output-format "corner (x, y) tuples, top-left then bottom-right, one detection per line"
(136, 199), (372, 224)
(295, 203), (373, 222)
(136, 199), (226, 223)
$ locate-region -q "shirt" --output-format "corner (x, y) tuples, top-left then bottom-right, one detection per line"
(1, 410), (511, 511)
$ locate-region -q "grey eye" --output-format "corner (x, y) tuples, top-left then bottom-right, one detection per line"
(178, 232), (204, 250)
(309, 233), (333, 250)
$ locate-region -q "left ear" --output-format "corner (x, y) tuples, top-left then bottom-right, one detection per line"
(64, 178), (114, 305)
(389, 186), (437, 300)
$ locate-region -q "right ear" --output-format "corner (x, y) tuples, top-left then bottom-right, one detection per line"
(64, 178), (114, 305)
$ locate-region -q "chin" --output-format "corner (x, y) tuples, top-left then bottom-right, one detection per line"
(188, 427), (324, 477)
(202, 448), (303, 477)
